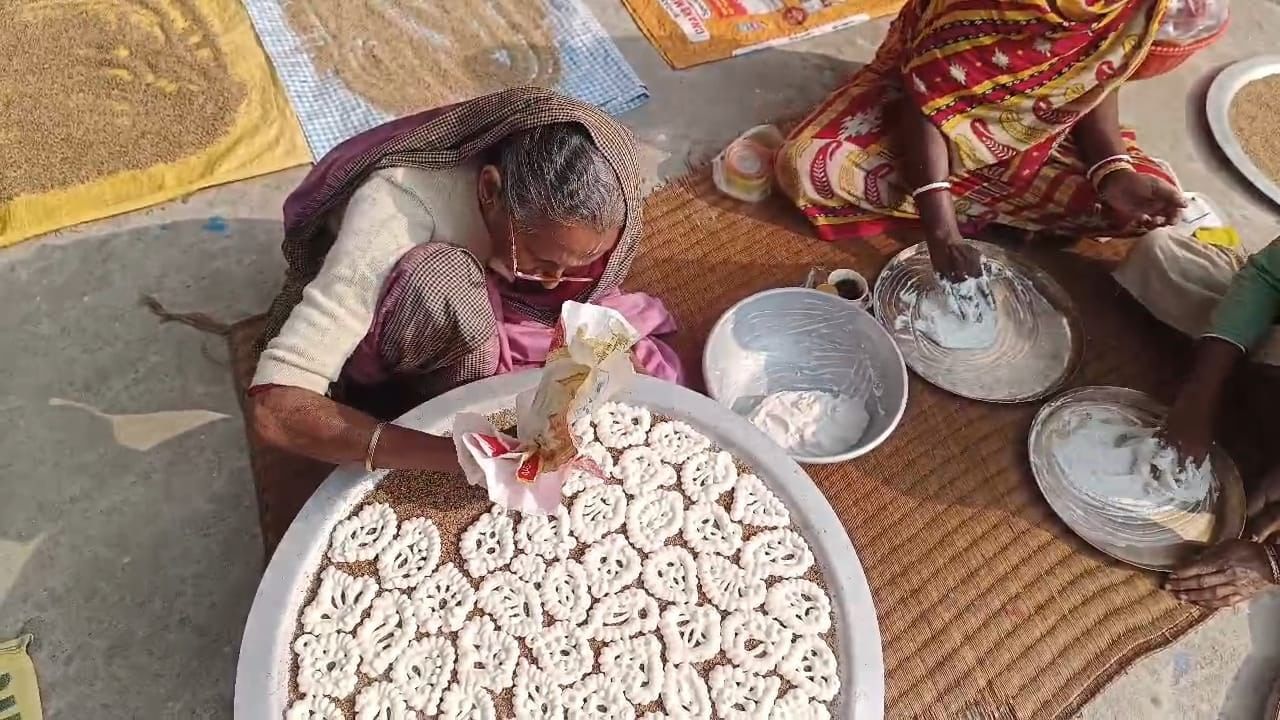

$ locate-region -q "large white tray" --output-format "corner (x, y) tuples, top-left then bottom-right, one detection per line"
(234, 371), (885, 719)
(1207, 56), (1280, 207)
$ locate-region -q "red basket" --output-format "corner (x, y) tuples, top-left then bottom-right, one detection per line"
(1130, 19), (1229, 81)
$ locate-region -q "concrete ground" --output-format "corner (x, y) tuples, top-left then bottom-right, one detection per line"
(2, 1), (1279, 718)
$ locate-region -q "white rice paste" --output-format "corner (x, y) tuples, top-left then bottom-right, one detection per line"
(531, 621), (594, 686)
(581, 532), (643, 598)
(508, 553), (547, 588)
(708, 664), (780, 720)
(541, 558), (592, 624)
(683, 502), (744, 557)
(302, 566), (378, 635)
(599, 634), (664, 704)
(647, 420), (711, 464)
(354, 681), (414, 720)
(595, 402), (651, 449)
(663, 663), (714, 720)
(377, 516), (441, 590)
(390, 636), (454, 715)
(285, 695), (344, 720)
(643, 546), (700, 604)
(293, 632), (360, 700)
(747, 391), (868, 457)
(615, 445), (678, 496)
(570, 483), (627, 544)
(587, 587), (660, 641)
(765, 579), (832, 636)
(566, 674), (637, 720)
(680, 450), (738, 502)
(459, 507), (515, 578)
(627, 488), (684, 552)
(513, 658), (567, 720)
(779, 635), (840, 702)
(1051, 405), (1214, 514)
(514, 505), (575, 561)
(721, 610), (793, 674)
(563, 442), (613, 498)
(697, 554), (766, 612)
(912, 277), (999, 350)
(329, 502), (398, 563)
(660, 603), (722, 664)
(356, 591), (418, 677)
(438, 682), (495, 720)
(730, 474), (790, 528)
(741, 529), (814, 579)
(409, 562), (475, 634)
(477, 571), (543, 639)
(771, 690), (830, 720)
(455, 615), (519, 692)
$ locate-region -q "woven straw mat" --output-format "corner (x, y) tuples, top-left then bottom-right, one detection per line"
(229, 167), (1280, 719)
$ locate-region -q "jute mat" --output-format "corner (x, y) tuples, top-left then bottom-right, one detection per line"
(227, 167), (1278, 718)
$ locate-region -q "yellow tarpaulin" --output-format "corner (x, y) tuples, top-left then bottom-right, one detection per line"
(0, 635), (42, 720)
(0, 0), (310, 248)
(620, 0), (904, 69)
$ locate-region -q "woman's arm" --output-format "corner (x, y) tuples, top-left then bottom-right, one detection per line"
(250, 386), (461, 472)
(1071, 91), (1184, 227)
(898, 97), (981, 280)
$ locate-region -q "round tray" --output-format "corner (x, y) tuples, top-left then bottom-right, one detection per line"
(234, 371), (885, 719)
(873, 240), (1083, 403)
(1207, 55), (1280, 208)
(1028, 386), (1246, 571)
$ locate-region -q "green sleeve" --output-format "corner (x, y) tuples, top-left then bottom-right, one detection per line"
(1208, 242), (1280, 352)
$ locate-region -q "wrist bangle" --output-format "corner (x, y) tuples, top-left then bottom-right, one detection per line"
(911, 180), (952, 199)
(1091, 162), (1134, 192)
(1086, 154), (1132, 180)
(1264, 543), (1280, 585)
(365, 421), (387, 472)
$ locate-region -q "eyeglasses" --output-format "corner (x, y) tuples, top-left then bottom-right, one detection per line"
(509, 223), (596, 284)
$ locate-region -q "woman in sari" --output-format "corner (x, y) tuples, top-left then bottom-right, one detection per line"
(776, 0), (1203, 280)
(248, 87), (681, 473)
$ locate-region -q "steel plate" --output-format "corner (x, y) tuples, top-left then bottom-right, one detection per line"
(1028, 386), (1246, 571)
(234, 371), (885, 720)
(873, 240), (1083, 403)
(1207, 56), (1280, 208)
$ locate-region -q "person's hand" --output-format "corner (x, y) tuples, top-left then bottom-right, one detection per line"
(928, 238), (983, 283)
(1160, 391), (1214, 467)
(1247, 464), (1280, 543)
(1167, 539), (1278, 608)
(1097, 170), (1186, 231)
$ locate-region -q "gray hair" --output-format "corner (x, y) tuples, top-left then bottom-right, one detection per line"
(497, 123), (626, 234)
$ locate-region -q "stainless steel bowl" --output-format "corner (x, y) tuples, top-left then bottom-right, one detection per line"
(702, 287), (909, 463)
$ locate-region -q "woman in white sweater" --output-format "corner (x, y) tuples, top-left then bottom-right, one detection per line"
(249, 88), (680, 474)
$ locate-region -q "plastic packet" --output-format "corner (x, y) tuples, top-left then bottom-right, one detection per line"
(453, 301), (640, 515)
(1157, 0), (1229, 44)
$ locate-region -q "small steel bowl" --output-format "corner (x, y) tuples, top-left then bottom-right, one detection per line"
(702, 287), (909, 463)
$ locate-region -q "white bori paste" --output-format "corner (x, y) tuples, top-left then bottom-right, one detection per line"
(896, 272), (999, 351)
(747, 390), (870, 457)
(285, 403), (839, 720)
(1050, 404), (1216, 532)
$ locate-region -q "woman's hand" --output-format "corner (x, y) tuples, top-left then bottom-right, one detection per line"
(928, 237), (984, 283)
(1247, 464), (1280, 543)
(1097, 170), (1186, 231)
(1167, 539), (1278, 608)
(1160, 391), (1214, 466)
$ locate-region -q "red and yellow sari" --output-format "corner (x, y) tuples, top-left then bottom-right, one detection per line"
(776, 0), (1175, 241)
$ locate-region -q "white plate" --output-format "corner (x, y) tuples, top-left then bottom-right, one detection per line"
(233, 371), (886, 720)
(1206, 55), (1280, 207)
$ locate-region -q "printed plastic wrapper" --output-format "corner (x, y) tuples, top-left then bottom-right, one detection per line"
(0, 634), (43, 720)
(1157, 0), (1229, 44)
(453, 301), (641, 515)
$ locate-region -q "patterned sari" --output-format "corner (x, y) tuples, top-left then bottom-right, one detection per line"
(777, 0), (1176, 241)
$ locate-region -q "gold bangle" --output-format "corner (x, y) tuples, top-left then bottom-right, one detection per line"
(365, 421), (387, 472)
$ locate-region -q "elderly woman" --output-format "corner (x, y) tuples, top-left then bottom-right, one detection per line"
(249, 88), (680, 472)
(775, 0), (1221, 280)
